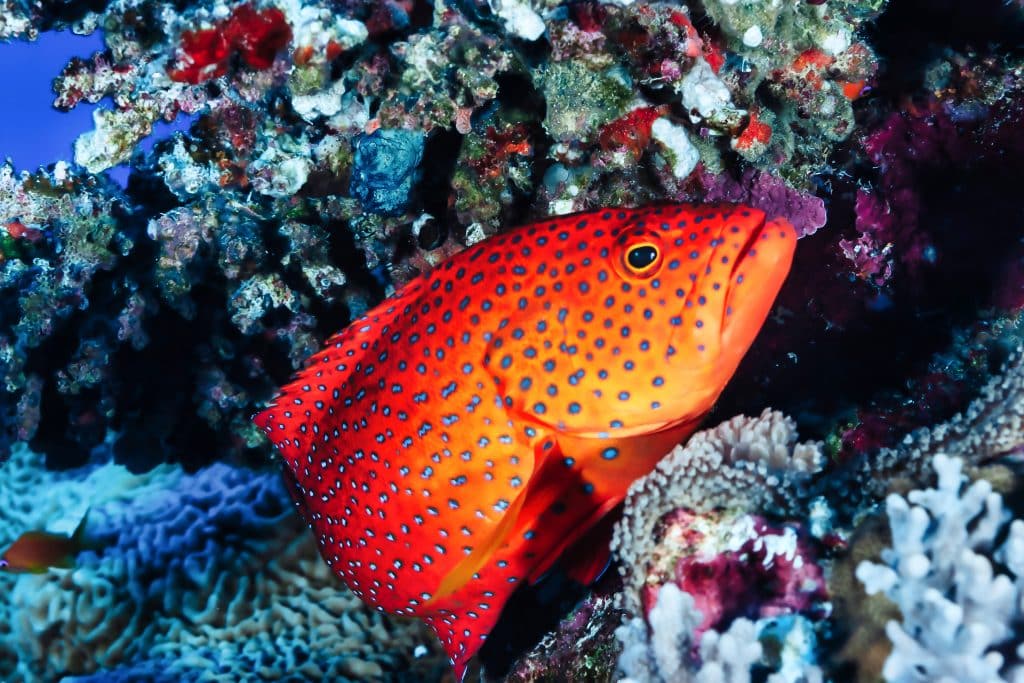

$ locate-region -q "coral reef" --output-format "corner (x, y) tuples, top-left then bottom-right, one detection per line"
(505, 592), (626, 683)
(350, 129), (425, 215)
(596, 347), (1024, 683)
(3, 0), (1024, 679)
(616, 583), (824, 683)
(0, 0), (895, 477)
(612, 409), (825, 611)
(0, 163), (134, 461)
(609, 410), (828, 683)
(839, 344), (1024, 513)
(843, 52), (1024, 288)
(0, 0), (897, 478)
(0, 442), (442, 681)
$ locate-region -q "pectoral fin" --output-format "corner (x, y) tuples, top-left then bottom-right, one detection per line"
(428, 489), (528, 604)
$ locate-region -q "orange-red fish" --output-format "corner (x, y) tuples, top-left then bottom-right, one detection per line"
(254, 203), (796, 678)
(0, 512), (91, 573)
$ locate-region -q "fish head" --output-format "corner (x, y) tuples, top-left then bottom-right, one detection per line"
(495, 204), (796, 437)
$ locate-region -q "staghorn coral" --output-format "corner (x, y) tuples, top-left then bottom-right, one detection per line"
(856, 454), (1024, 682)
(821, 348), (1024, 682)
(0, 441), (442, 681)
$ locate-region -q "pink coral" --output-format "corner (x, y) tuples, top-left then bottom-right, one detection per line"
(639, 510), (829, 641)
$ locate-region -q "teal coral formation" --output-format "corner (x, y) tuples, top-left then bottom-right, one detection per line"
(0, 442), (442, 681)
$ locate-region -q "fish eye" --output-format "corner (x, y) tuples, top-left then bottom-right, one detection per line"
(624, 243), (661, 277)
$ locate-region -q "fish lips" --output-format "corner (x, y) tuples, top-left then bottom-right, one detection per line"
(719, 215), (797, 357)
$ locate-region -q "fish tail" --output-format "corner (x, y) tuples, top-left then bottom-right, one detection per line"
(71, 507), (97, 552)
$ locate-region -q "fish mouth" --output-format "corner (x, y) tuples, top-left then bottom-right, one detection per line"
(719, 215), (797, 353)
(728, 218), (768, 282)
(718, 217), (769, 323)
(666, 216), (770, 356)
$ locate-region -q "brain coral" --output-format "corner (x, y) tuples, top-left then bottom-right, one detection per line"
(0, 443), (441, 681)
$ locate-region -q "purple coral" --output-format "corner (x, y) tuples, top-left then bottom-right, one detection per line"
(641, 510), (829, 642)
(695, 167), (828, 238)
(846, 90), (1024, 289)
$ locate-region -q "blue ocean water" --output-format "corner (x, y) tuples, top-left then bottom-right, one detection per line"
(0, 30), (192, 184)
(0, 31), (104, 172)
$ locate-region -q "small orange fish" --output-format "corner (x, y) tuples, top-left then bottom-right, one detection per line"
(254, 203), (796, 678)
(0, 511), (91, 574)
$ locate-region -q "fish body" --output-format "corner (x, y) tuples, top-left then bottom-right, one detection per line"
(254, 203), (796, 678)
(0, 511), (90, 573)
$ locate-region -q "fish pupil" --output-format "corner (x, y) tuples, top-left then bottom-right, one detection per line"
(627, 245), (658, 270)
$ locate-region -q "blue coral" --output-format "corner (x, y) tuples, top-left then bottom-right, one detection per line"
(349, 129), (425, 216)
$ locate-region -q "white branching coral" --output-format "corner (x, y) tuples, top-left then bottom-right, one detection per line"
(616, 581), (825, 683)
(616, 583), (765, 683)
(856, 454), (1024, 683)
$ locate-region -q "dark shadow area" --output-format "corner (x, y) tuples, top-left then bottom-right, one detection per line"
(868, 0), (1024, 97)
(717, 137), (1024, 450)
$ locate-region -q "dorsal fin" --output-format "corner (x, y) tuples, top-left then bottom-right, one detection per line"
(252, 279), (425, 465)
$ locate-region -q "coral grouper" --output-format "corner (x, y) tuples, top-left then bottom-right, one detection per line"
(254, 203), (796, 678)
